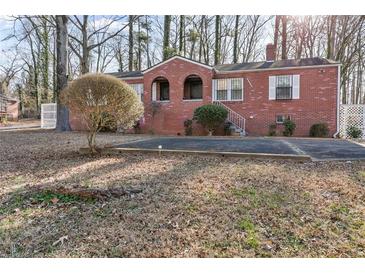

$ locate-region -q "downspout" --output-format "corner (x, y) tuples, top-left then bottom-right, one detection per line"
(333, 64), (341, 138)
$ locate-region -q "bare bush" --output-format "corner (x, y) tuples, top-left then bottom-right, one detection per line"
(61, 73), (143, 152)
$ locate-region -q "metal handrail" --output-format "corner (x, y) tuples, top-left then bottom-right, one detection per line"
(213, 101), (245, 134)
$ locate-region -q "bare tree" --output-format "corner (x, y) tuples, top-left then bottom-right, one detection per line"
(55, 15), (71, 131)
(163, 15), (171, 60)
(128, 15), (134, 71)
(68, 15), (128, 74)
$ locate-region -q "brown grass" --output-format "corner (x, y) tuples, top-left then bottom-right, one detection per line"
(0, 130), (364, 257)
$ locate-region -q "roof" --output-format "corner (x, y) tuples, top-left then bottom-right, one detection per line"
(214, 57), (340, 72)
(108, 71), (143, 78)
(143, 55), (212, 73)
(109, 57), (340, 78)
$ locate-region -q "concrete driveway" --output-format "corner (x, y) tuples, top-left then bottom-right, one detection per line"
(115, 136), (365, 161)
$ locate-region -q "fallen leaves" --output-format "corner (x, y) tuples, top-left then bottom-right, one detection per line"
(0, 130), (365, 258)
(52, 235), (68, 246)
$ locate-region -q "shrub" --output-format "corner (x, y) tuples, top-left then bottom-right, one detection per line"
(268, 124), (277, 136)
(99, 112), (117, 132)
(0, 115), (8, 125)
(309, 123), (329, 137)
(347, 125), (363, 139)
(193, 104), (228, 135)
(61, 73), (144, 153)
(184, 119), (193, 136)
(283, 119), (296, 137)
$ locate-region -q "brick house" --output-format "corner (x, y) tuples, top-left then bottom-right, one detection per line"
(0, 94), (19, 122)
(70, 44), (341, 137)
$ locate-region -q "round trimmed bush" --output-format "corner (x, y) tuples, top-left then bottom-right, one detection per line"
(309, 123), (329, 137)
(283, 119), (296, 137)
(61, 73), (144, 152)
(193, 104), (228, 135)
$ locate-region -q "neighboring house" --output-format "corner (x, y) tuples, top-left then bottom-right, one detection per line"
(0, 93), (19, 121)
(70, 44), (341, 137)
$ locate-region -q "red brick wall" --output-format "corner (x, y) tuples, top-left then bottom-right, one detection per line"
(141, 58), (213, 135)
(214, 66), (338, 136)
(69, 58), (339, 137)
(7, 100), (19, 121)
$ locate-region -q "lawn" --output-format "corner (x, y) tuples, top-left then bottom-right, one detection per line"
(0, 130), (364, 257)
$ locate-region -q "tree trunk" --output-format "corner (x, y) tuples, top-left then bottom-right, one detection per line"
(87, 131), (98, 153)
(128, 15), (134, 71)
(81, 15), (89, 74)
(233, 15), (239, 63)
(145, 16), (151, 68)
(55, 15), (71, 132)
(214, 15), (221, 65)
(198, 16), (204, 62)
(281, 16), (287, 60)
(163, 15), (171, 60)
(52, 29), (57, 102)
(41, 17), (49, 102)
(273, 16), (280, 60)
(137, 17), (142, 70)
(179, 15), (185, 55)
(326, 16), (337, 60)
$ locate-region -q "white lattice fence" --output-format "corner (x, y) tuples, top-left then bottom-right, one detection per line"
(339, 104), (365, 139)
(41, 103), (57, 129)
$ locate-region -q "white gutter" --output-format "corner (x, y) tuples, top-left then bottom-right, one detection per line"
(333, 64), (341, 138)
(119, 76), (144, 80)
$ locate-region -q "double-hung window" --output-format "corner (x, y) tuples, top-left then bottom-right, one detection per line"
(129, 83), (144, 101)
(216, 79), (228, 100)
(231, 78), (243, 100)
(269, 74), (300, 100)
(276, 75), (293, 100)
(213, 78), (244, 101)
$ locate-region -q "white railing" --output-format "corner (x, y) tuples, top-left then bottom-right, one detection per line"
(41, 103), (57, 129)
(213, 101), (246, 134)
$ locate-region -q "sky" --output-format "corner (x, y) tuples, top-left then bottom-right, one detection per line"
(0, 15), (274, 72)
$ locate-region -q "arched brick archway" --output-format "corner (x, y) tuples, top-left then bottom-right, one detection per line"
(183, 74), (203, 100)
(151, 76), (170, 101)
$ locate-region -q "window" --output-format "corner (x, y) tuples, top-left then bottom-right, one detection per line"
(152, 77), (170, 101)
(184, 75), (203, 100)
(276, 114), (291, 124)
(213, 78), (243, 101)
(129, 83), (144, 101)
(216, 79), (228, 100)
(275, 75), (293, 100)
(160, 82), (170, 100)
(231, 78), (243, 100)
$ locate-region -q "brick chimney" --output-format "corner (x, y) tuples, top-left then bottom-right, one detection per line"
(266, 43), (276, 61)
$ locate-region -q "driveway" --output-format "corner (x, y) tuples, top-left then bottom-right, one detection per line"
(115, 136), (365, 161)
(0, 119), (40, 131)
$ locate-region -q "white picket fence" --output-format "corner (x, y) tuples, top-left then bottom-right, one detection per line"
(339, 104), (365, 139)
(41, 103), (57, 129)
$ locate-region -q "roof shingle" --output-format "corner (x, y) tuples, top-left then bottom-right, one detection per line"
(214, 57), (339, 72)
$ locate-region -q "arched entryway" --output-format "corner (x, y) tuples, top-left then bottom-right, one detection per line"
(183, 74), (203, 100)
(151, 77), (170, 101)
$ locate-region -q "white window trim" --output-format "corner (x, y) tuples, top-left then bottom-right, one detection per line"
(212, 78), (244, 102)
(276, 114), (291, 124)
(182, 99), (203, 102)
(129, 83), (144, 102)
(269, 75), (300, 100)
(154, 100), (170, 103)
